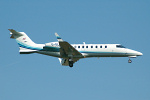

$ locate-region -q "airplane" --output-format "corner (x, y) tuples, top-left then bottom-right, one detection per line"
(9, 29), (143, 67)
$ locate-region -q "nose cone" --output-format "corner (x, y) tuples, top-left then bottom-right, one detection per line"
(126, 49), (143, 56)
(136, 52), (143, 56)
(133, 50), (143, 56)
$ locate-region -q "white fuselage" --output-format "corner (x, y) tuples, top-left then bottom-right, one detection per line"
(33, 42), (142, 58)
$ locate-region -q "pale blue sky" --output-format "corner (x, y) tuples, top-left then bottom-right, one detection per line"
(0, 0), (150, 100)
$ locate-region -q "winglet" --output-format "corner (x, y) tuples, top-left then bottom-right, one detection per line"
(55, 33), (64, 42)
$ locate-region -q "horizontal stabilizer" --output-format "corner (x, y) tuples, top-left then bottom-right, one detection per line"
(8, 29), (23, 39)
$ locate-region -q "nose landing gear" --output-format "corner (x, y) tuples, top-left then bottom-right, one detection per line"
(128, 59), (132, 63)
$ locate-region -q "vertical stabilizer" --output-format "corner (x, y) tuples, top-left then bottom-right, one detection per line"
(9, 29), (35, 45)
(9, 29), (39, 54)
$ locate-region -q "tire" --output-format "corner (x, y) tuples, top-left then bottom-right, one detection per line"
(69, 61), (73, 67)
(128, 59), (132, 63)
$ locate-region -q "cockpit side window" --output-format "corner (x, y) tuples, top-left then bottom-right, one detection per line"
(116, 45), (126, 48)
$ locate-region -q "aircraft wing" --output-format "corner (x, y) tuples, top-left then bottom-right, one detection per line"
(59, 41), (82, 57)
(55, 33), (83, 58)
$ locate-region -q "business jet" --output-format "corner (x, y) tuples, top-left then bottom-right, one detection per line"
(9, 29), (143, 67)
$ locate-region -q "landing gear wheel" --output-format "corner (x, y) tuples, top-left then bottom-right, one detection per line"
(68, 58), (73, 67)
(69, 61), (73, 67)
(128, 59), (132, 63)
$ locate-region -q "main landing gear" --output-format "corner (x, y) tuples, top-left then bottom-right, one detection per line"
(69, 59), (73, 67)
(128, 59), (132, 63)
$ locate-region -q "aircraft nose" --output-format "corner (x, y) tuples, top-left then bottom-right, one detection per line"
(133, 50), (143, 56)
(126, 49), (143, 56)
(137, 52), (143, 56)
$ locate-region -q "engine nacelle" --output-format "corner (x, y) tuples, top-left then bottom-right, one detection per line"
(45, 42), (59, 47)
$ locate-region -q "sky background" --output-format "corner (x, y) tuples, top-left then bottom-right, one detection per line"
(0, 0), (150, 100)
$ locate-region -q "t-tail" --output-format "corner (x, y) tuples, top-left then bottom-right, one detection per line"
(9, 29), (42, 54)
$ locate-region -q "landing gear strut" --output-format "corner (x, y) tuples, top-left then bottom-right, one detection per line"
(69, 59), (73, 67)
(128, 59), (132, 63)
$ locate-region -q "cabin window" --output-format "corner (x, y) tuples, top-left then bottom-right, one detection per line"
(91, 46), (93, 48)
(78, 46), (80, 48)
(86, 46), (88, 48)
(100, 46), (102, 48)
(74, 46), (76, 48)
(105, 46), (107, 48)
(82, 46), (84, 48)
(95, 46), (98, 48)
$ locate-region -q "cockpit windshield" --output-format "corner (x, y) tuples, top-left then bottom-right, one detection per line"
(116, 45), (126, 48)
